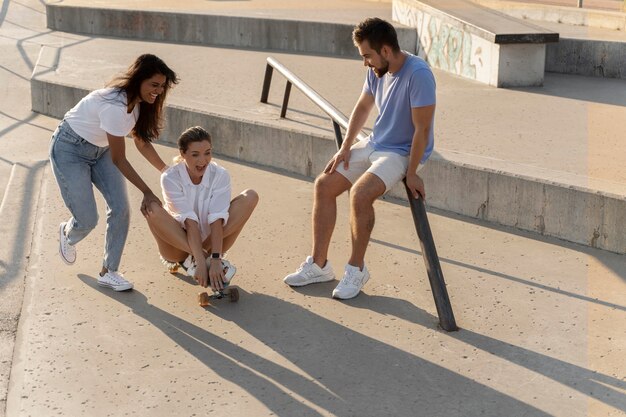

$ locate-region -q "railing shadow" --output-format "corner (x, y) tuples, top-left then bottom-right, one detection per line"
(349, 293), (626, 411)
(369, 237), (626, 313)
(77, 276), (553, 417)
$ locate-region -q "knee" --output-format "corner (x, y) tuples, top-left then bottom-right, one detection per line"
(350, 184), (377, 208)
(108, 200), (130, 224)
(144, 202), (168, 222)
(314, 174), (339, 199)
(241, 189), (259, 209)
(79, 211), (99, 232)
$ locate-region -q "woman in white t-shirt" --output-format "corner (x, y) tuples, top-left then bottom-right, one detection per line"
(144, 126), (258, 291)
(49, 54), (179, 291)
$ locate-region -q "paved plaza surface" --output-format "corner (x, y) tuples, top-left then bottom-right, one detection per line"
(0, 0), (625, 416)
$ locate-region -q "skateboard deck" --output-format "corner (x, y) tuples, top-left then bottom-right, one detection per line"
(198, 287), (239, 306)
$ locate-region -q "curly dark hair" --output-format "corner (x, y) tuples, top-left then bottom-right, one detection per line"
(352, 18), (400, 53)
(108, 54), (179, 142)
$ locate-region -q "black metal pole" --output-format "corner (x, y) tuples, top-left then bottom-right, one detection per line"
(260, 64), (273, 103)
(403, 180), (458, 331)
(332, 121), (343, 148)
(280, 81), (292, 118)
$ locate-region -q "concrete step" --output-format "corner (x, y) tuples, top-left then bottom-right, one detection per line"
(30, 41), (626, 253)
(45, 0), (626, 82)
(44, 0), (418, 59)
(0, 160), (48, 416)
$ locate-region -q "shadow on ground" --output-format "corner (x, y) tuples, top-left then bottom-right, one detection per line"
(79, 274), (563, 417)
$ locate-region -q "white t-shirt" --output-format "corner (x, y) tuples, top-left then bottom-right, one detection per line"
(64, 87), (139, 147)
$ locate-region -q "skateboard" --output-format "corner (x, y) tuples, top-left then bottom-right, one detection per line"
(197, 259), (238, 306)
(198, 286), (239, 306)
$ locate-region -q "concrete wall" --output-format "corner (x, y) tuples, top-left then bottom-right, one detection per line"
(546, 38), (626, 79)
(31, 75), (626, 254)
(392, 0), (550, 87)
(45, 4), (418, 59)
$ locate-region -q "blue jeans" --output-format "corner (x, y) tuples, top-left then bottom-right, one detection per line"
(49, 120), (130, 271)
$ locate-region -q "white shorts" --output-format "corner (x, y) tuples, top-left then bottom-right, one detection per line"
(335, 139), (423, 192)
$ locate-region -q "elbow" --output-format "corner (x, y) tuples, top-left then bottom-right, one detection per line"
(416, 126), (431, 140)
(110, 156), (124, 167)
(133, 135), (147, 149)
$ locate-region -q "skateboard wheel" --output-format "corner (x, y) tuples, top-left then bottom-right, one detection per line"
(228, 287), (239, 302)
(198, 292), (210, 307)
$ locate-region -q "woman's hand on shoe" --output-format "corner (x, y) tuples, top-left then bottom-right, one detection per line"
(209, 258), (225, 291)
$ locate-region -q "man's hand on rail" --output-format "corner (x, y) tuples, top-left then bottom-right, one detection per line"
(405, 172), (425, 200)
(324, 147), (351, 174)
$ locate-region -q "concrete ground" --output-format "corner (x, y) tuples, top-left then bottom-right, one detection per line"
(1, 0), (625, 416)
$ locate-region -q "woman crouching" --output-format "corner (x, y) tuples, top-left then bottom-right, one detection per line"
(146, 126), (258, 291)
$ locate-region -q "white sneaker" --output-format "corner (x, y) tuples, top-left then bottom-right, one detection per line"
(159, 255), (180, 273)
(332, 264), (370, 299)
(58, 222), (76, 265)
(284, 256), (335, 287)
(180, 255), (197, 276)
(220, 259), (237, 284)
(98, 270), (133, 291)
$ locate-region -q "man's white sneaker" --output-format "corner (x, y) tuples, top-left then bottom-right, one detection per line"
(58, 222), (76, 265)
(98, 271), (133, 291)
(332, 264), (370, 299)
(283, 256), (335, 287)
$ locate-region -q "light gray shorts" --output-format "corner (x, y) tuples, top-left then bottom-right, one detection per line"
(335, 139), (423, 192)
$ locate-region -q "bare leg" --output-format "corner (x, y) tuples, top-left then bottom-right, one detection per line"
(203, 189), (259, 253)
(144, 202), (190, 262)
(348, 173), (385, 269)
(311, 172), (352, 267)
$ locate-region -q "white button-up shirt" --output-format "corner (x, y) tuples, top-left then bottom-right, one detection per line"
(161, 161), (231, 241)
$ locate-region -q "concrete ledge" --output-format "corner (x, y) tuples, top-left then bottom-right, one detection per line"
(30, 63), (626, 254)
(392, 0), (558, 87)
(45, 4), (418, 58)
(470, 0), (626, 31)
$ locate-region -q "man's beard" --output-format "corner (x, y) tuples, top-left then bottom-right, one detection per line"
(372, 58), (389, 78)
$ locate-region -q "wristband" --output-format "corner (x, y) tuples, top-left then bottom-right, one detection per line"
(211, 253), (221, 259)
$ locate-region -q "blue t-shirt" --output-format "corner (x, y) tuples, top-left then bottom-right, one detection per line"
(363, 53), (436, 162)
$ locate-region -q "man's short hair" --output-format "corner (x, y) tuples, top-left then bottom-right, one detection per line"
(352, 18), (400, 53)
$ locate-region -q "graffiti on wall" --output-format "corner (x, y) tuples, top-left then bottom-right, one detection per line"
(426, 19), (477, 79)
(393, 1), (484, 82)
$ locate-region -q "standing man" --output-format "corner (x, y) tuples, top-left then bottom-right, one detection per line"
(284, 17), (436, 299)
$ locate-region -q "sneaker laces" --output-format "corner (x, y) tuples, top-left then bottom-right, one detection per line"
(297, 259), (313, 273)
(106, 271), (128, 284)
(60, 229), (73, 251)
(341, 268), (363, 286)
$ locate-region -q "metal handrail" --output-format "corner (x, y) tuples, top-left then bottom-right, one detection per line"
(260, 56), (457, 332)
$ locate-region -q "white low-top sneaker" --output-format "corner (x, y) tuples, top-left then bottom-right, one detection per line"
(284, 256), (335, 287)
(180, 255), (197, 276)
(98, 270), (133, 291)
(58, 222), (76, 265)
(332, 264), (369, 299)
